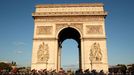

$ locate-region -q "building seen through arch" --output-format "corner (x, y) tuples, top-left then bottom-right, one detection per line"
(31, 3), (108, 72)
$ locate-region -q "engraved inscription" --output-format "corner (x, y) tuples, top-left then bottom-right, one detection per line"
(86, 25), (103, 34)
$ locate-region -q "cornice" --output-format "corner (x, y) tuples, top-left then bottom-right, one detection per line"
(36, 3), (104, 8)
(82, 37), (106, 40)
(33, 37), (57, 40)
(34, 16), (104, 22)
(33, 37), (107, 40)
(32, 11), (107, 17)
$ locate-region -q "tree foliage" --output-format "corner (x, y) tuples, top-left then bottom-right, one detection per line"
(117, 64), (127, 73)
(0, 62), (12, 70)
(128, 64), (134, 72)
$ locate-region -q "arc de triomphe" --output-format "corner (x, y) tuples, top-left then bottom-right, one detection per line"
(31, 3), (108, 72)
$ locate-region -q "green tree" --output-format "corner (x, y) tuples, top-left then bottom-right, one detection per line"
(0, 62), (12, 71)
(128, 64), (134, 72)
(117, 64), (127, 74)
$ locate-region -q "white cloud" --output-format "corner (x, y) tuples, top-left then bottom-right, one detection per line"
(15, 50), (23, 54)
(12, 41), (26, 46)
(12, 41), (27, 54)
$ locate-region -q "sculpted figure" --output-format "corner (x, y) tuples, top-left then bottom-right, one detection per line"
(38, 26), (45, 34)
(37, 42), (49, 63)
(90, 42), (102, 61)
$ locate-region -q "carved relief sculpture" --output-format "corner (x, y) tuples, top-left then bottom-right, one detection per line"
(86, 25), (103, 34)
(56, 23), (83, 34)
(37, 42), (49, 63)
(35, 16), (104, 22)
(37, 26), (52, 35)
(89, 42), (102, 62)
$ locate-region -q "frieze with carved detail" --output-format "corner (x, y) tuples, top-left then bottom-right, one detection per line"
(34, 16), (104, 22)
(36, 26), (53, 35)
(32, 11), (107, 17)
(56, 23), (83, 35)
(86, 25), (103, 34)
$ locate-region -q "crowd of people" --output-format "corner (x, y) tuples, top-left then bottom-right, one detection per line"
(0, 68), (134, 75)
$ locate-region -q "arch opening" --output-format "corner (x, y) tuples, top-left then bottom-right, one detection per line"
(57, 27), (81, 70)
(61, 39), (79, 70)
(58, 27), (81, 44)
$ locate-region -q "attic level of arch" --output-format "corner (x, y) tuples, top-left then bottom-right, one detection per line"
(35, 3), (104, 8)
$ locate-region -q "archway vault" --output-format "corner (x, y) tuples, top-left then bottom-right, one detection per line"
(56, 25), (83, 40)
(58, 27), (81, 44)
(57, 27), (82, 70)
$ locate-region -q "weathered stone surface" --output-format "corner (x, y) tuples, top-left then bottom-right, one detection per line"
(31, 3), (108, 72)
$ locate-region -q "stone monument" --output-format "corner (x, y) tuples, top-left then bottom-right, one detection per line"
(31, 3), (108, 72)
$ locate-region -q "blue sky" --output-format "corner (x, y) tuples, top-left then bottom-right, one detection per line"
(0, 0), (134, 67)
